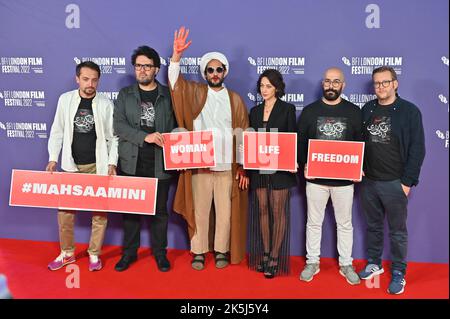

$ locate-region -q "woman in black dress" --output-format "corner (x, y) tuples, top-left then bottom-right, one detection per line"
(247, 69), (298, 278)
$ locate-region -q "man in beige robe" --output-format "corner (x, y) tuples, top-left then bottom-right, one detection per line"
(168, 26), (249, 269)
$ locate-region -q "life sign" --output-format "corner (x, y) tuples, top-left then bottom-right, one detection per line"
(243, 132), (297, 171)
(162, 130), (216, 170)
(9, 170), (158, 215)
(306, 139), (365, 180)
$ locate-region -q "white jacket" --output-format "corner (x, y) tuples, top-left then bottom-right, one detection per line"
(48, 89), (118, 175)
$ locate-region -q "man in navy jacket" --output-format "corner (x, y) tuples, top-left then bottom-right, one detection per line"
(358, 66), (426, 295)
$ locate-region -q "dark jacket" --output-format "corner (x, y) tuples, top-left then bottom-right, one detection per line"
(248, 98), (298, 189)
(362, 96), (425, 187)
(113, 82), (176, 179)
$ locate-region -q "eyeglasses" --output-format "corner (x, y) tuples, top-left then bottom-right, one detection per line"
(206, 66), (225, 74)
(134, 63), (156, 71)
(373, 79), (395, 88)
(322, 79), (343, 87)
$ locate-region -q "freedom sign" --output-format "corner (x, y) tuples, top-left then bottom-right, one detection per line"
(243, 132), (297, 171)
(162, 130), (216, 170)
(306, 140), (365, 180)
(9, 170), (158, 215)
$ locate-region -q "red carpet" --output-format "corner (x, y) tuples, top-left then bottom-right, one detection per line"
(0, 238), (448, 299)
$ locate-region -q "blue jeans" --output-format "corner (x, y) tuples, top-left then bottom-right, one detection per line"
(360, 177), (409, 274)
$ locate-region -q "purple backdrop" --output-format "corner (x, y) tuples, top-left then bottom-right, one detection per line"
(0, 0), (448, 263)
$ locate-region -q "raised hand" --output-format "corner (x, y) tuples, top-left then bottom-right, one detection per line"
(172, 26), (192, 62)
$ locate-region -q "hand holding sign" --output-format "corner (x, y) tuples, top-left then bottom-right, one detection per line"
(289, 163), (298, 174)
(304, 164), (314, 180)
(46, 161), (57, 173)
(108, 165), (117, 176)
(145, 132), (165, 147)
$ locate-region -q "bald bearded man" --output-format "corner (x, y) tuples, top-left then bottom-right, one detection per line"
(297, 67), (362, 285)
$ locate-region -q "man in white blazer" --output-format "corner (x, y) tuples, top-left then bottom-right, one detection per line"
(46, 61), (118, 272)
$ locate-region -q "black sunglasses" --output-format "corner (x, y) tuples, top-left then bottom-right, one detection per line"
(206, 66), (225, 74)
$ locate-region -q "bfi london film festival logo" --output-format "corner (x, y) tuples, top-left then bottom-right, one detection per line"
(436, 130), (449, 149)
(341, 56), (403, 75)
(0, 121), (47, 139)
(340, 93), (376, 108)
(0, 90), (46, 107)
(168, 56), (202, 75)
(97, 91), (119, 101)
(248, 56), (306, 75)
(247, 92), (305, 111)
(0, 57), (44, 74)
(73, 56), (126, 74)
(438, 94), (448, 112)
(160, 57), (168, 67)
(436, 93), (449, 148)
(435, 57), (448, 148)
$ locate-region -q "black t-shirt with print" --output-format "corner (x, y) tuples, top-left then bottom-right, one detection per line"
(136, 87), (158, 177)
(72, 96), (96, 165)
(364, 102), (403, 181)
(297, 99), (362, 186)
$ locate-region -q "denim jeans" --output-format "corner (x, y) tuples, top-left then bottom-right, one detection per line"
(360, 177), (408, 274)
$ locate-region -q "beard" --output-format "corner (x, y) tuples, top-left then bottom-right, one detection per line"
(138, 79), (152, 85)
(137, 73), (154, 86)
(207, 77), (224, 88)
(322, 87), (342, 101)
(138, 78), (152, 86)
(82, 87), (96, 97)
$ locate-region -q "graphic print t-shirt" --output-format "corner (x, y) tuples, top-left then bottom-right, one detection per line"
(316, 116), (348, 140)
(136, 87), (158, 177)
(72, 96), (96, 165)
(364, 103), (403, 181)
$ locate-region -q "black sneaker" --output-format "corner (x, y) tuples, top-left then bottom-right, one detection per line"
(155, 255), (171, 272)
(114, 255), (137, 272)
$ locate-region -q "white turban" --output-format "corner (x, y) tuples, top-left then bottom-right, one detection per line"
(199, 51), (229, 80)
